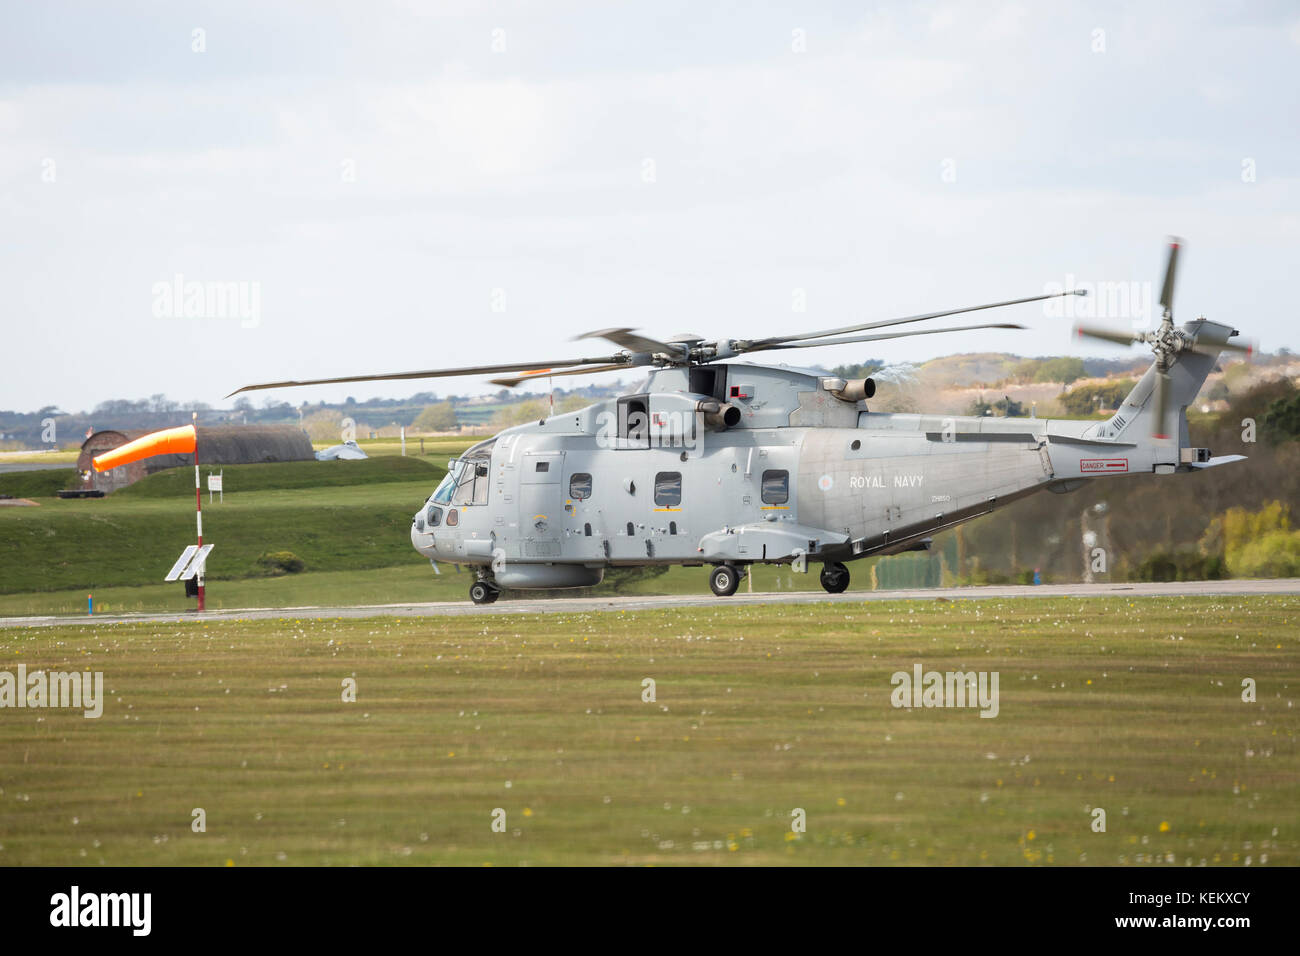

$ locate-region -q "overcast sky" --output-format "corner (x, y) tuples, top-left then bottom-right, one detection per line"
(2, 1), (1297, 413)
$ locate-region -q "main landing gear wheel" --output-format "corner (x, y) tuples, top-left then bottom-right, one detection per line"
(710, 564), (741, 597)
(820, 561), (850, 594)
(469, 581), (500, 605)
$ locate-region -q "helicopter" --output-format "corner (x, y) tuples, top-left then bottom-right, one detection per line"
(230, 239), (1251, 604)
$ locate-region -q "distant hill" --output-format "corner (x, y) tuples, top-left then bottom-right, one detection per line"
(914, 353), (1022, 387)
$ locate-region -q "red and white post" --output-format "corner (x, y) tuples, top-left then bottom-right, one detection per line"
(192, 413), (204, 612)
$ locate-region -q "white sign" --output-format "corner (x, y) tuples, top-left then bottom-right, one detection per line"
(165, 544), (214, 582)
(165, 546), (199, 582)
(208, 470), (223, 502)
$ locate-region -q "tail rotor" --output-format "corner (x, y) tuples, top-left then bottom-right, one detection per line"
(1074, 237), (1251, 440)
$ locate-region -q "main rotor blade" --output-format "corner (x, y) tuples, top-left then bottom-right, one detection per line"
(745, 322), (1026, 353)
(226, 355), (627, 398)
(745, 289), (1086, 350)
(489, 363), (632, 388)
(576, 328), (681, 355)
(1159, 237), (1182, 315)
(1075, 324), (1143, 347)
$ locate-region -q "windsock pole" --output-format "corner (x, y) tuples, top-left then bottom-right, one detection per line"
(193, 412), (204, 612)
(90, 421), (205, 609)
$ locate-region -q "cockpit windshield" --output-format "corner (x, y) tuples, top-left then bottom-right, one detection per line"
(431, 468), (459, 505)
(432, 446), (493, 507)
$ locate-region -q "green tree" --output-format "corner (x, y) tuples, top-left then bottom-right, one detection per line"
(830, 359), (885, 380)
(1199, 500), (1300, 578)
(1059, 379), (1134, 417)
(492, 399), (551, 426)
(412, 402), (458, 432)
(556, 394), (594, 413)
(1262, 390), (1300, 442)
(967, 395), (1027, 417)
(1033, 356), (1086, 385)
(302, 408), (344, 441)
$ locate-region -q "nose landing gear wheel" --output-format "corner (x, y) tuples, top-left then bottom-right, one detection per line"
(469, 581), (500, 605)
(709, 564), (741, 597)
(819, 561), (850, 594)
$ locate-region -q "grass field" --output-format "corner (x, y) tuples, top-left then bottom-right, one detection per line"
(0, 468), (76, 499)
(0, 563), (862, 617)
(0, 596), (1294, 865)
(0, 449), (883, 614)
(0, 458), (447, 595)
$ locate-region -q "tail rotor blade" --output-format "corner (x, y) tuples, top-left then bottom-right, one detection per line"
(1159, 237), (1182, 316)
(1151, 369), (1172, 440)
(1189, 337), (1254, 357)
(1075, 325), (1142, 347)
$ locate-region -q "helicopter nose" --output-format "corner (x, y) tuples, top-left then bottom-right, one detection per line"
(410, 515), (435, 557)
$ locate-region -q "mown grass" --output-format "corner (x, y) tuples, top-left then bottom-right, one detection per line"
(115, 456), (442, 498)
(0, 470), (444, 594)
(0, 449), (870, 608)
(0, 562), (859, 617)
(0, 469), (77, 499)
(0, 596), (1293, 865)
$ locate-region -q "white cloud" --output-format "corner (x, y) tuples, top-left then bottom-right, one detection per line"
(0, 0), (1296, 410)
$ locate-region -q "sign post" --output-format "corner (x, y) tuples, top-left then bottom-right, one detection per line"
(192, 413), (204, 611)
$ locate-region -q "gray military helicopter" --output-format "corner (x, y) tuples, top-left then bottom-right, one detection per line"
(231, 239), (1250, 603)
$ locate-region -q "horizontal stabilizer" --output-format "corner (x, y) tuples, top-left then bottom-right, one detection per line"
(1187, 454), (1247, 470)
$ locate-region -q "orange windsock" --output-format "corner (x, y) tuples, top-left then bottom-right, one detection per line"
(93, 424), (197, 472)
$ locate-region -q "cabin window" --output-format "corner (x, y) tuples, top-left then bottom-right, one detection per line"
(669, 521), (677, 536)
(584, 523), (592, 537)
(535, 461), (549, 473)
(426, 505), (442, 527)
(569, 473), (593, 500)
(626, 522), (635, 536)
(446, 509), (459, 527)
(761, 469), (789, 505)
(654, 471), (682, 507)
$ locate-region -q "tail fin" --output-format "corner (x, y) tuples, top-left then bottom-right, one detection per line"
(1108, 318), (1233, 445)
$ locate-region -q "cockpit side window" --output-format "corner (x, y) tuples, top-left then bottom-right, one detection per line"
(472, 461), (489, 505)
(451, 458), (490, 506)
